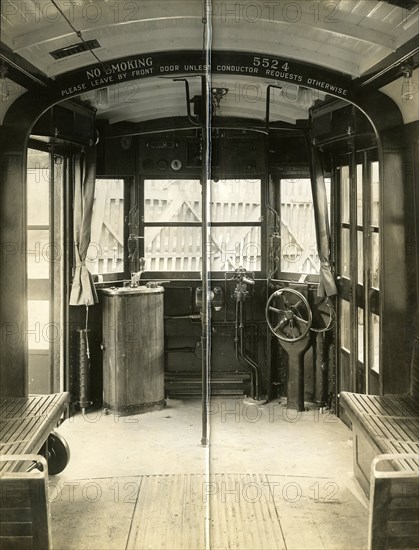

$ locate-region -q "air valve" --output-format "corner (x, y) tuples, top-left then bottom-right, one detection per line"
(231, 267), (255, 303)
(195, 286), (224, 311)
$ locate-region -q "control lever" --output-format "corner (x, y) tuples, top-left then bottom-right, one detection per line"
(146, 281), (171, 288)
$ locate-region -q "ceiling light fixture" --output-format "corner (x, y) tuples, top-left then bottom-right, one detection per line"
(297, 87), (313, 109)
(94, 87), (110, 109)
(401, 63), (415, 103)
(0, 63), (9, 102)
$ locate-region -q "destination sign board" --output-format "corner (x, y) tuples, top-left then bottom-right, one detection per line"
(55, 50), (354, 102)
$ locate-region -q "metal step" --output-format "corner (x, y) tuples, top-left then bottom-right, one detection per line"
(165, 372), (250, 398)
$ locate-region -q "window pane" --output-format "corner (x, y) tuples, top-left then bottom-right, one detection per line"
(340, 228), (350, 277)
(210, 226), (261, 271)
(340, 300), (350, 352)
(340, 166), (350, 224)
(371, 232), (379, 289)
(371, 314), (380, 373)
(145, 226), (262, 272)
(280, 178), (325, 274)
(27, 149), (50, 226)
(27, 230), (50, 279)
(358, 230), (363, 285)
(27, 170), (50, 226)
(371, 162), (379, 227)
(357, 164), (363, 227)
(144, 179), (261, 223)
(27, 300), (50, 350)
(358, 307), (364, 364)
(145, 226), (202, 271)
(144, 180), (201, 222)
(211, 179), (261, 222)
(88, 179), (124, 275)
(144, 179), (262, 272)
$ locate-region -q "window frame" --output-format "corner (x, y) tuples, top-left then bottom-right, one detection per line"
(87, 176), (131, 282)
(334, 148), (380, 398)
(140, 175), (267, 278)
(278, 175), (331, 279)
(26, 144), (68, 394)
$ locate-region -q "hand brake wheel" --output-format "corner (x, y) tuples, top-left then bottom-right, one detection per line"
(265, 287), (312, 342)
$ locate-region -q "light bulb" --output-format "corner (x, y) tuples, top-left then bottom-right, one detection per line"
(298, 87), (312, 109)
(401, 64), (416, 103)
(401, 78), (415, 102)
(94, 87), (110, 109)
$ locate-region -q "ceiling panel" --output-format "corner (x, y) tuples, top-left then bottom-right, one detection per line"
(1, 0), (416, 125)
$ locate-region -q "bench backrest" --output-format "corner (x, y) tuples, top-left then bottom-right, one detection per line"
(0, 455), (52, 550)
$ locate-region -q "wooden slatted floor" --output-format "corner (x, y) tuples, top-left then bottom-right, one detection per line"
(124, 473), (366, 550)
(127, 473), (287, 550)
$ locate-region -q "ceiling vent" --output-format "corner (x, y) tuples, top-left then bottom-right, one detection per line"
(50, 40), (100, 60)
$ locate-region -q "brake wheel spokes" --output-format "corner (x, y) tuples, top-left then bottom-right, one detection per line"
(268, 305), (286, 315)
(265, 288), (312, 342)
(274, 316), (289, 332)
(292, 314), (309, 325)
(287, 319), (301, 338)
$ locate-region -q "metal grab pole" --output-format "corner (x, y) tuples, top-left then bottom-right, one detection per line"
(201, 2), (212, 447)
(201, 118), (210, 445)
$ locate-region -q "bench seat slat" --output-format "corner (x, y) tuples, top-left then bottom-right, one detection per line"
(363, 415), (419, 443)
(0, 394), (65, 422)
(0, 399), (27, 418)
(0, 416), (41, 446)
(0, 522), (33, 537)
(0, 536), (33, 550)
(0, 394), (70, 473)
(343, 393), (418, 419)
(1, 396), (46, 420)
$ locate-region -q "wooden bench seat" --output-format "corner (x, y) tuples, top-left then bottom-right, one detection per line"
(340, 336), (419, 497)
(0, 394), (70, 549)
(368, 454), (419, 550)
(340, 391), (418, 494)
(0, 455), (52, 550)
(0, 393), (70, 473)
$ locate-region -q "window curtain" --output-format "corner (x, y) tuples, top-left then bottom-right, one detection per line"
(69, 147), (98, 306)
(309, 143), (337, 298)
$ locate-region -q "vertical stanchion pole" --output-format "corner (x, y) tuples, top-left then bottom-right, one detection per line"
(201, 1), (212, 447)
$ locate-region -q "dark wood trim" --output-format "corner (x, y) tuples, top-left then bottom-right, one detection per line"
(0, 41), (51, 91)
(355, 36), (419, 90)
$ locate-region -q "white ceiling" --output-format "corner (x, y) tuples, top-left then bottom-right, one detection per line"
(1, 0), (418, 124)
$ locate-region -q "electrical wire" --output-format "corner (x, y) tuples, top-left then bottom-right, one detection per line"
(50, 0), (106, 69)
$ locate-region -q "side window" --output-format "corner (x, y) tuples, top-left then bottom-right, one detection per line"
(87, 178), (125, 275)
(336, 155), (380, 395)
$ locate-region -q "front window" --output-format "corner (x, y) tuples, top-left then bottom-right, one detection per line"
(143, 178), (262, 272)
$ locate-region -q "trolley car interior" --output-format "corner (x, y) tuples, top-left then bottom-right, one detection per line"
(0, 1), (418, 549)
